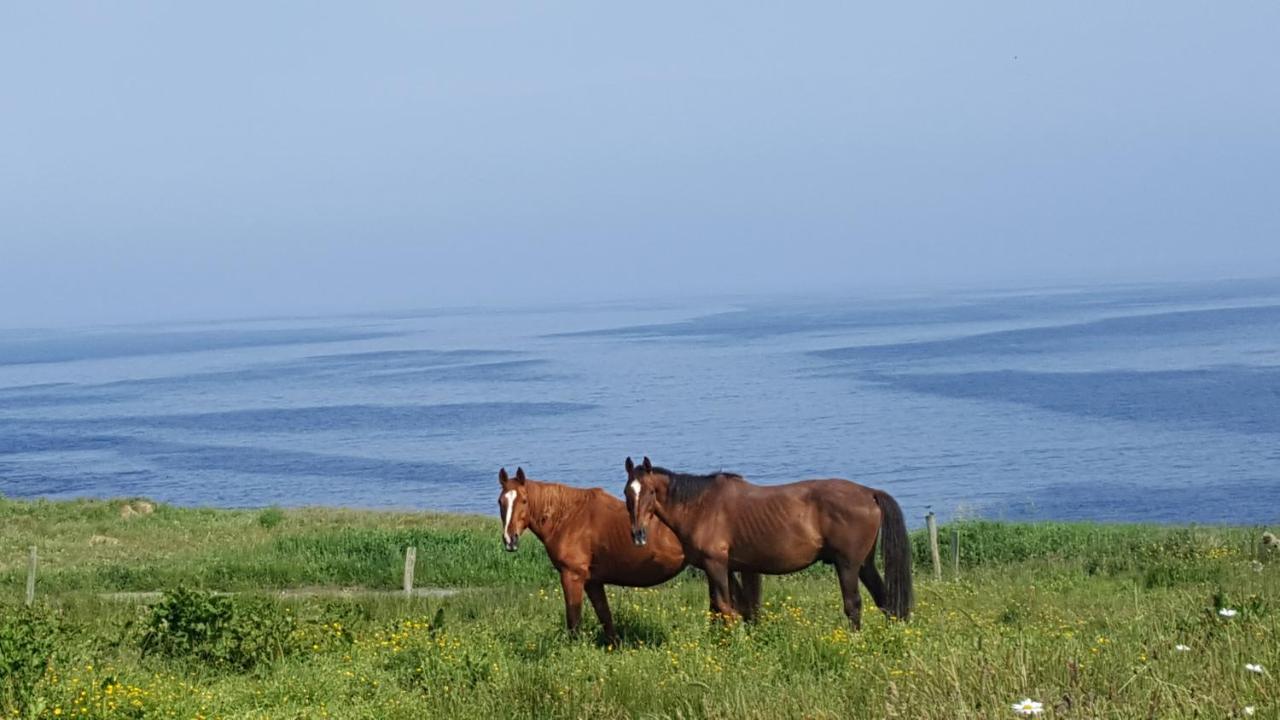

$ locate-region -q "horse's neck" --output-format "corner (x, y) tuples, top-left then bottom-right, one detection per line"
(656, 477), (707, 532)
(658, 499), (696, 532)
(526, 482), (586, 542)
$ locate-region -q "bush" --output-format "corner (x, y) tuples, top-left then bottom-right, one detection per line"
(257, 506), (286, 530)
(0, 605), (57, 716)
(140, 588), (298, 672)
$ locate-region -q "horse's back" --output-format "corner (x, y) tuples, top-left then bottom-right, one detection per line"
(730, 477), (878, 516)
(714, 477), (882, 570)
(802, 477), (882, 518)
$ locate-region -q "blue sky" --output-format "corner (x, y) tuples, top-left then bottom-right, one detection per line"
(3, 2), (1278, 326)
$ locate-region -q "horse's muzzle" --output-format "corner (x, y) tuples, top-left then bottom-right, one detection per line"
(503, 536), (519, 552)
(631, 527), (648, 546)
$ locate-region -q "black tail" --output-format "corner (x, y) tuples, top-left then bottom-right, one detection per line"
(873, 490), (914, 620)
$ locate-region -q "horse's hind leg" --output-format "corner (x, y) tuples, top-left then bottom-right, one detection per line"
(585, 582), (620, 647)
(727, 573), (758, 621)
(835, 561), (863, 631)
(735, 572), (763, 622)
(859, 563), (890, 616)
(728, 573), (745, 614)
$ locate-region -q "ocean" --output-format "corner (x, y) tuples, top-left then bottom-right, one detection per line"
(2, 279), (1278, 525)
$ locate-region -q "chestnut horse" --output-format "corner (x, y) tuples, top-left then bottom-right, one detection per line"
(498, 467), (762, 645)
(623, 457), (913, 629)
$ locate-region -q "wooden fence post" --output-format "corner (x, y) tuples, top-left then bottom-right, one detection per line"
(403, 546), (416, 597)
(25, 546), (37, 606)
(926, 513), (941, 581)
(950, 527), (960, 578)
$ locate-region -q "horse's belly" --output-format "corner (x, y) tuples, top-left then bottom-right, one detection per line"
(592, 549), (684, 587)
(729, 542), (821, 575)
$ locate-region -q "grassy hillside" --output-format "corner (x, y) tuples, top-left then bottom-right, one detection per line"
(2, 497), (1276, 719)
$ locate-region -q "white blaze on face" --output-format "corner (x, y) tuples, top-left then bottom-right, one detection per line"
(628, 480), (641, 501)
(501, 490), (518, 542)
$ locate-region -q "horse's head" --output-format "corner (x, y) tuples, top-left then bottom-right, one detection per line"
(624, 456), (663, 546)
(497, 467), (530, 552)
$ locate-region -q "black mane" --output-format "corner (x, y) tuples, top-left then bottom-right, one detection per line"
(650, 466), (741, 503)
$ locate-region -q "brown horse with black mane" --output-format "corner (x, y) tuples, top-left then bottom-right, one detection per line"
(623, 456), (913, 629)
(498, 467), (763, 645)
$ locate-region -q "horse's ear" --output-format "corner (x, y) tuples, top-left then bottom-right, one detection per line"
(625, 457), (635, 474)
(498, 468), (509, 485)
(514, 467), (527, 485)
(642, 456), (652, 473)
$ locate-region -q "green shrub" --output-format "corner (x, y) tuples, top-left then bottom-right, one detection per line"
(257, 506), (286, 530)
(0, 605), (57, 716)
(140, 588), (298, 672)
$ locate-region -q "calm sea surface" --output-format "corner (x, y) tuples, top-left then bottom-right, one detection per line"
(2, 279), (1278, 525)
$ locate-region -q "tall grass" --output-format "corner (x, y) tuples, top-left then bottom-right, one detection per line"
(0, 498), (550, 592)
(2, 498), (1276, 719)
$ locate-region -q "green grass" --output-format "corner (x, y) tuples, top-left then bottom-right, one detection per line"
(0, 498), (551, 592)
(2, 497), (1278, 719)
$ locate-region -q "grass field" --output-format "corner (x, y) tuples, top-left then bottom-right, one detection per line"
(2, 496), (1277, 719)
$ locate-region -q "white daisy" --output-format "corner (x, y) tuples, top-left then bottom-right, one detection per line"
(1174, 644), (1190, 652)
(1012, 698), (1044, 716)
(1219, 608), (1239, 618)
(1245, 663), (1264, 674)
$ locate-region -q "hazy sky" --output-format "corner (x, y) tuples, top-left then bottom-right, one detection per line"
(3, 2), (1279, 326)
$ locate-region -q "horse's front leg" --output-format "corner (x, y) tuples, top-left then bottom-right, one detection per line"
(559, 569), (586, 637)
(585, 582), (619, 647)
(703, 559), (740, 621)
